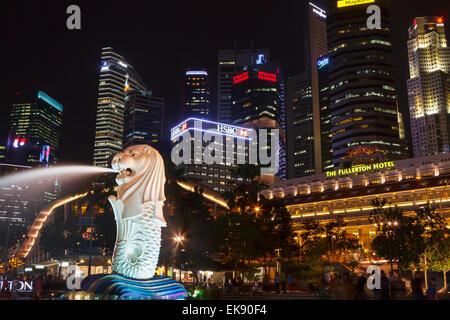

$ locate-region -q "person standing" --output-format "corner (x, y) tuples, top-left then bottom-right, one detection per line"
(281, 273), (287, 294)
(411, 272), (424, 300)
(380, 271), (390, 300)
(354, 273), (367, 300)
(35, 276), (42, 300)
(287, 274), (294, 292)
(426, 278), (438, 300)
(343, 272), (353, 299)
(274, 272), (280, 294)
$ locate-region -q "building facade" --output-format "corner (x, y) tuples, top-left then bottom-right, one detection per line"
(217, 48), (270, 123)
(6, 91), (63, 167)
(327, 0), (403, 169)
(123, 89), (164, 148)
(286, 2), (328, 179)
(286, 72), (315, 178)
(407, 16), (450, 157)
(184, 69), (211, 119)
(317, 55), (334, 173)
(262, 153), (450, 250)
(231, 62), (287, 181)
(93, 47), (147, 167)
(170, 118), (255, 193)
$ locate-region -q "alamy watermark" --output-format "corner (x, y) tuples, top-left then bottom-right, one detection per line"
(366, 5), (381, 30)
(66, 5), (81, 30)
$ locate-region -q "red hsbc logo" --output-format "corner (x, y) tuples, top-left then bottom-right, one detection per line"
(238, 129), (248, 137)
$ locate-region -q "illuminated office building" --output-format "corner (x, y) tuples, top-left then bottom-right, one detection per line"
(262, 153), (450, 250)
(327, 0), (403, 168)
(407, 16), (450, 157)
(231, 62), (287, 181)
(286, 73), (314, 178)
(286, 2), (328, 179)
(218, 48), (270, 123)
(93, 47), (147, 167)
(123, 89), (164, 148)
(184, 69), (211, 119)
(0, 140), (6, 162)
(170, 118), (255, 193)
(6, 90), (63, 167)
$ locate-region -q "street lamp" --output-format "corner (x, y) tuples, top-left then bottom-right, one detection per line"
(173, 235), (184, 243)
(172, 234), (185, 281)
(386, 221), (399, 272)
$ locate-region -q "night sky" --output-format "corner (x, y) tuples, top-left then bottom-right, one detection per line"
(5, 0), (450, 165)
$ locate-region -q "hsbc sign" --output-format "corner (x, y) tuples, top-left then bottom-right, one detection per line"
(217, 124), (249, 137)
(170, 122), (188, 140)
(170, 118), (253, 140)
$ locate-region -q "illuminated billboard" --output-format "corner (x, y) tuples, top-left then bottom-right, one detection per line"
(325, 161), (395, 177)
(170, 118), (254, 141)
(337, 0), (375, 8)
(318, 57), (329, 69)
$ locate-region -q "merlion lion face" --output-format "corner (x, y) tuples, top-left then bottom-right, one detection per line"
(111, 145), (151, 186)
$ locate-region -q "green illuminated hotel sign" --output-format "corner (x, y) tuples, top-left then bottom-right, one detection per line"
(325, 161), (395, 177)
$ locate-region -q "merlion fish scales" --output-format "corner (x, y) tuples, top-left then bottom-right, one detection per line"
(109, 144), (166, 279)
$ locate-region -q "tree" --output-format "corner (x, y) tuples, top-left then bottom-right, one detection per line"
(214, 209), (261, 277)
(222, 164), (266, 212)
(299, 217), (360, 263)
(39, 212), (81, 258)
(370, 199), (447, 272)
(420, 206), (450, 291)
(255, 198), (299, 281)
(159, 185), (217, 283)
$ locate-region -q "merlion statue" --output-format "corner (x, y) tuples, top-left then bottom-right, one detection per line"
(108, 144), (167, 279)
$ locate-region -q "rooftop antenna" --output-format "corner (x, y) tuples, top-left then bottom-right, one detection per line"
(250, 40), (254, 65)
(233, 40), (237, 73)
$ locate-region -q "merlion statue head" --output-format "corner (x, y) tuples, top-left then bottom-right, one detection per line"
(111, 144), (166, 204)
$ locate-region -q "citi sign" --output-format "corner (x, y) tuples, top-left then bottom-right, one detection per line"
(318, 57), (329, 69)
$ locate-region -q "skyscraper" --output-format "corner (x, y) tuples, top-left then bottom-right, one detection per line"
(286, 73), (314, 178)
(286, 2), (328, 179)
(317, 55), (334, 172)
(6, 90), (63, 166)
(327, 0), (402, 168)
(170, 118), (255, 193)
(231, 61), (287, 181)
(93, 47), (147, 167)
(407, 16), (450, 157)
(123, 89), (164, 148)
(184, 69), (211, 119)
(217, 48), (270, 123)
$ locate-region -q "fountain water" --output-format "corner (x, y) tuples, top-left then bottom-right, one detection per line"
(0, 165), (116, 186)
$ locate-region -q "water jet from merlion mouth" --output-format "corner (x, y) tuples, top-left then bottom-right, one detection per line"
(0, 165), (117, 186)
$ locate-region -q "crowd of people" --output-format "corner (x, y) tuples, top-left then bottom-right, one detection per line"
(344, 270), (440, 300)
(221, 269), (445, 300)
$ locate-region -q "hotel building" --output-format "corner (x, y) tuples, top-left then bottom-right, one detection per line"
(261, 153), (450, 249)
(407, 16), (450, 157)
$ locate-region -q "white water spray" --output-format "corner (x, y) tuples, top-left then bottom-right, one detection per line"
(0, 165), (116, 185)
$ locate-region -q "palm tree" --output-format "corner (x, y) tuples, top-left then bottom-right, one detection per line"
(222, 164), (267, 212)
